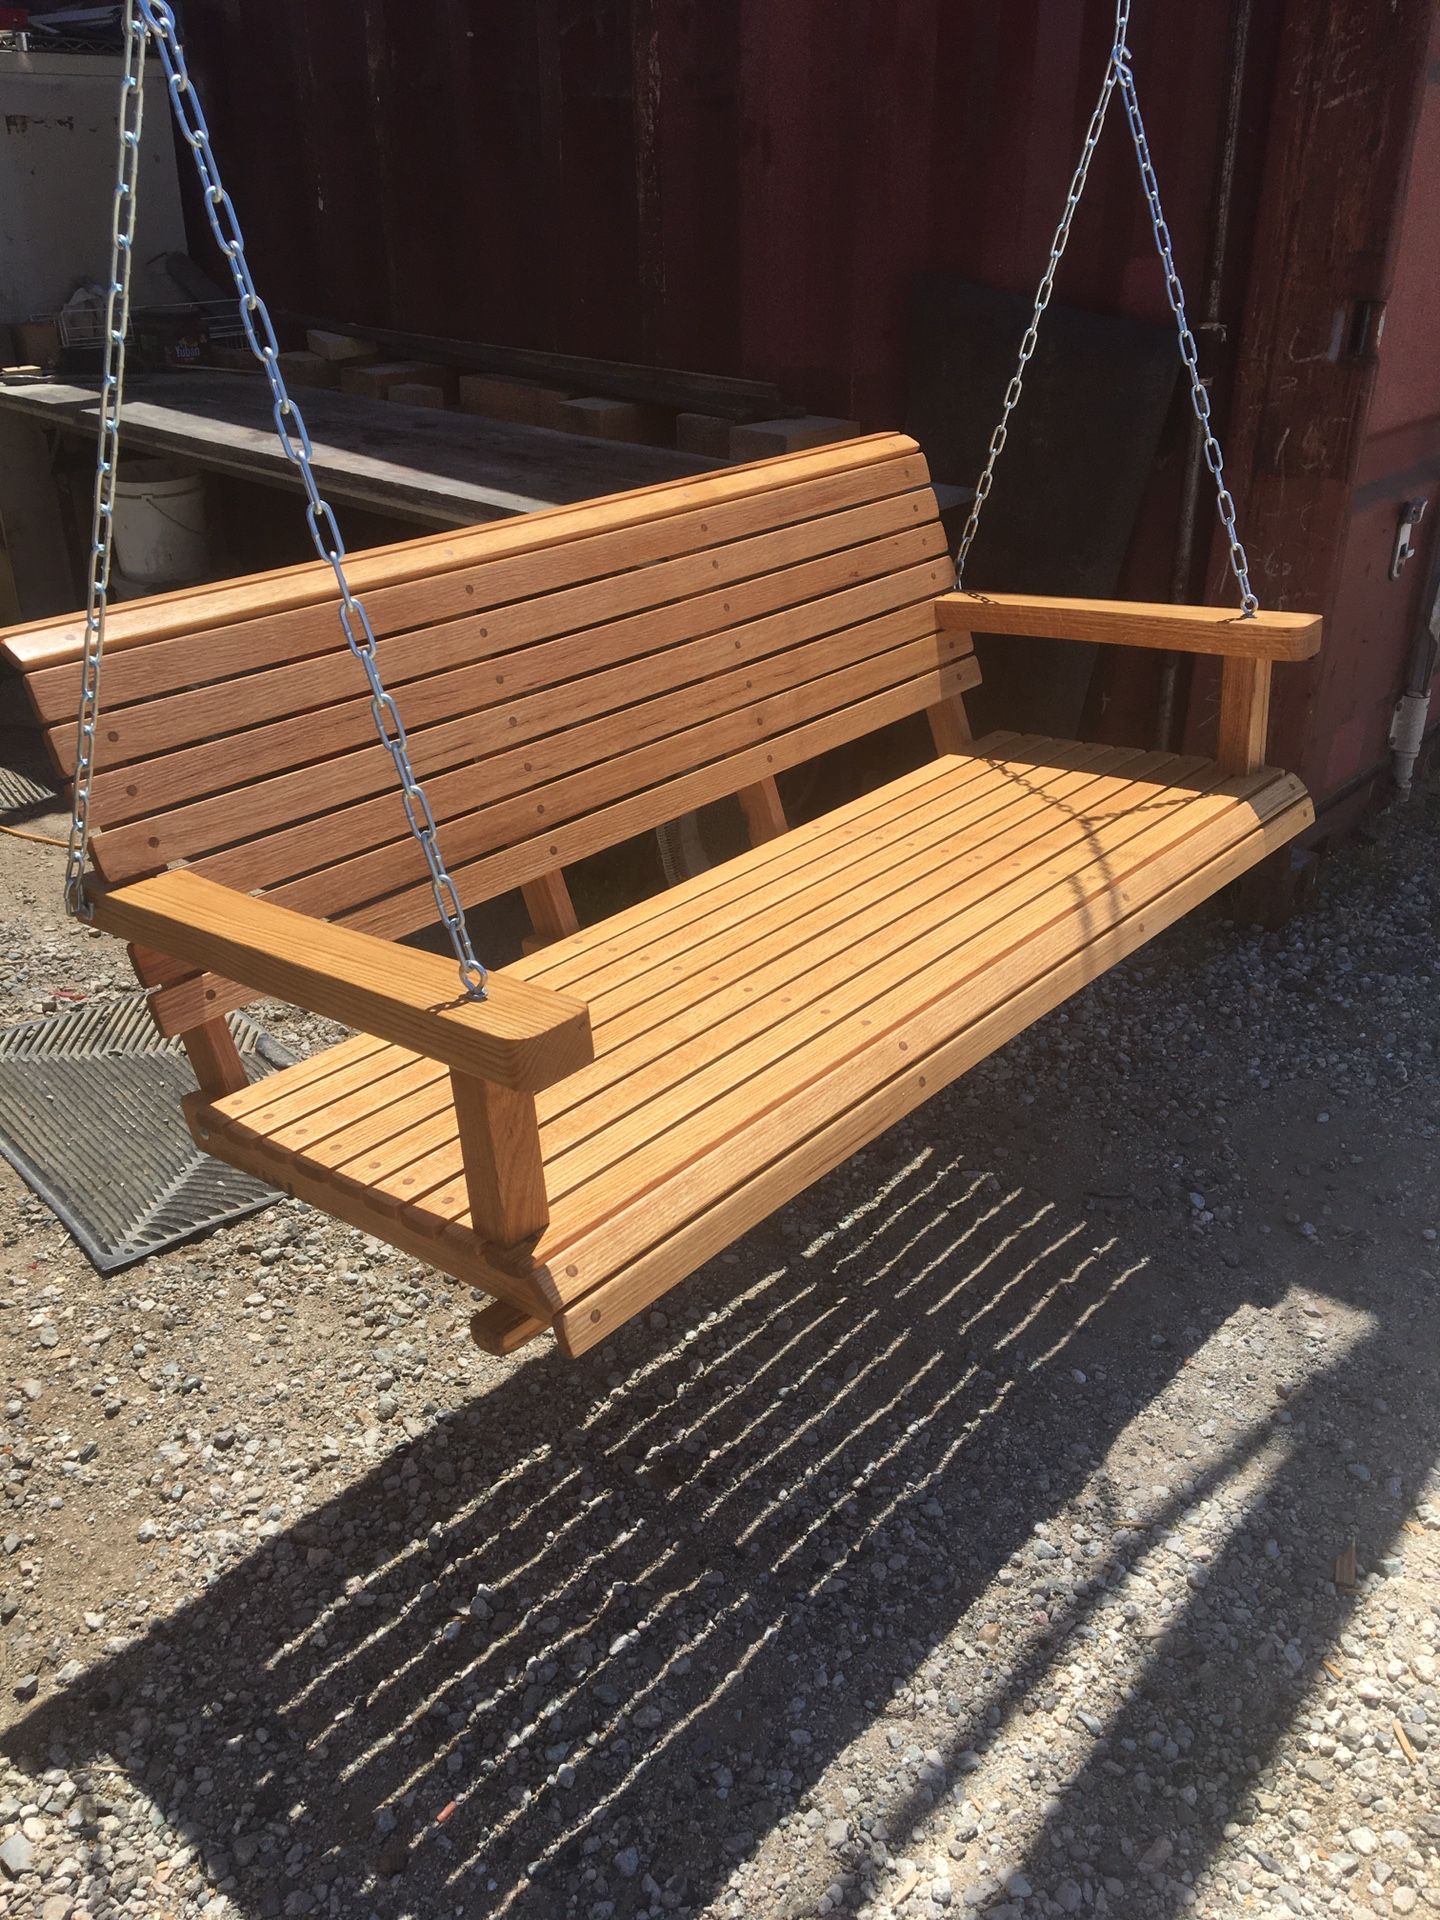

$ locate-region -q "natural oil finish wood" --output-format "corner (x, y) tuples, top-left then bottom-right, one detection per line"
(553, 785), (1308, 1353)
(450, 1073), (551, 1264)
(470, 1301), (550, 1355)
(737, 777), (788, 844)
(2, 434), (1320, 1352)
(1216, 656), (1273, 776)
(522, 871), (580, 945)
(926, 695), (974, 756)
(89, 869), (592, 1091)
(935, 591), (1321, 659)
(12, 439), (929, 699)
(180, 1018), (249, 1097)
(186, 748), (1311, 1346)
(4, 432), (924, 673)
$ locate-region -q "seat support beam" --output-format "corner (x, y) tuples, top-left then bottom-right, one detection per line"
(451, 1072), (556, 1289)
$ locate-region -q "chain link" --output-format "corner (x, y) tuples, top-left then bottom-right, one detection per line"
(65, 0), (146, 920)
(1116, 50), (1258, 614)
(65, 0), (489, 996)
(953, 0), (1259, 617)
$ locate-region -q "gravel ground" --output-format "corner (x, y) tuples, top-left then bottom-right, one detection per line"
(0, 773), (1435, 1920)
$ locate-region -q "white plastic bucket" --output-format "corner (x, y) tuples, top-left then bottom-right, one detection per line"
(112, 460), (210, 587)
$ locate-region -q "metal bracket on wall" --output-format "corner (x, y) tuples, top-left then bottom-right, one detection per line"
(1391, 496), (1427, 579)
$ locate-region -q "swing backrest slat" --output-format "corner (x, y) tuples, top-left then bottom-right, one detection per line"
(3, 435), (977, 1035)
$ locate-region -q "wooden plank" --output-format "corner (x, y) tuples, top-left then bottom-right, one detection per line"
(405, 749), (1200, 1239)
(926, 695), (973, 755)
(540, 771), (1313, 1328)
(90, 870), (592, 1092)
(1216, 657), (1273, 775)
(470, 1301), (550, 1355)
(38, 450), (933, 741)
(189, 599), (957, 904)
(240, 1054), (447, 1162)
(538, 756), (1221, 1201)
(334, 656), (982, 946)
(276, 350), (340, 391)
(458, 375), (572, 430)
(518, 749), (1012, 990)
(534, 766), (1301, 1233)
(557, 397), (666, 442)
(130, 942), (197, 989)
(89, 530), (949, 857)
(306, 330), (379, 365)
(180, 1019), (249, 1097)
(522, 872), (579, 945)
(331, 1105), (463, 1194)
(934, 591), (1322, 660)
(261, 640), (978, 932)
(269, 751), (1093, 1233)
(388, 383), (449, 410)
(541, 746), (1112, 1033)
(339, 360), (459, 401)
(5, 431), (922, 675)
(70, 478), (940, 775)
(142, 720), (993, 1038)
(737, 777), (788, 844)
(730, 416), (862, 457)
(552, 789), (1314, 1353)
(0, 373), (717, 548)
(184, 1093), (550, 1318)
(213, 1032), (397, 1131)
(536, 749), (1146, 1131)
(451, 1075), (551, 1258)
(282, 317), (788, 421)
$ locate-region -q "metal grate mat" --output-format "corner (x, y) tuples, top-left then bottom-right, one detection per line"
(0, 995), (293, 1271)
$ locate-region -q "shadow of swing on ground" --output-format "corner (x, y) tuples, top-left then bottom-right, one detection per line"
(4, 1118), (1433, 1920)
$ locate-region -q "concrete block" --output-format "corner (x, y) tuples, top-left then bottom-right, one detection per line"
(675, 411), (734, 459)
(275, 349), (338, 390)
(557, 395), (671, 444)
(458, 374), (573, 430)
(307, 328), (380, 364)
(728, 415), (863, 460)
(387, 382), (448, 409)
(340, 359), (458, 402)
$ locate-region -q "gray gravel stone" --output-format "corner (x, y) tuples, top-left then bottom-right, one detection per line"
(0, 1831), (34, 1877)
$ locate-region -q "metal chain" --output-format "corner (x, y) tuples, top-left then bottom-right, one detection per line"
(66, 0), (489, 996)
(953, 0), (1259, 617)
(1116, 50), (1258, 614)
(64, 0), (146, 920)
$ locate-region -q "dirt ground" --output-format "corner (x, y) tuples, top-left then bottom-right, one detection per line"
(0, 773), (1435, 1920)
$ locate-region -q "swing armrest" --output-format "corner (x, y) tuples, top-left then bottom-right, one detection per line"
(934, 593), (1322, 660)
(88, 871), (592, 1093)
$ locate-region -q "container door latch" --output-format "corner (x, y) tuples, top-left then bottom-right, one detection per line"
(1391, 497), (1427, 580)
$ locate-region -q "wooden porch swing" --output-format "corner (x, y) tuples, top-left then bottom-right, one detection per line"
(1, 2), (1319, 1359)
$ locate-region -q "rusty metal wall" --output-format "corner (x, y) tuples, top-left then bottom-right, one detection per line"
(178, 0), (1273, 425)
(1188, 0), (1440, 829)
(1313, 3), (1440, 811)
(176, 0), (1438, 833)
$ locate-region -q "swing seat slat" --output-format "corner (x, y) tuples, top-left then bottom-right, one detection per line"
(119, 738), (1305, 1356)
(2, 436), (1320, 1355)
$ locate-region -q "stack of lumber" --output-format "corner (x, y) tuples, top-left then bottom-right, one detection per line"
(260, 326), (860, 462)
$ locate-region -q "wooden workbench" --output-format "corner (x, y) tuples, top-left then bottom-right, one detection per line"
(0, 369), (716, 620)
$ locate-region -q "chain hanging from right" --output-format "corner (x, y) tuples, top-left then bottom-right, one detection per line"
(952, 0), (1259, 617)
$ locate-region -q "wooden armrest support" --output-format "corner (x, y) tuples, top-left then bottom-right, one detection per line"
(89, 870), (592, 1092)
(934, 592), (1321, 661)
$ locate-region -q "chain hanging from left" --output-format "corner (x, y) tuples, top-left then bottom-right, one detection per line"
(65, 0), (145, 920)
(62, 0), (490, 996)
